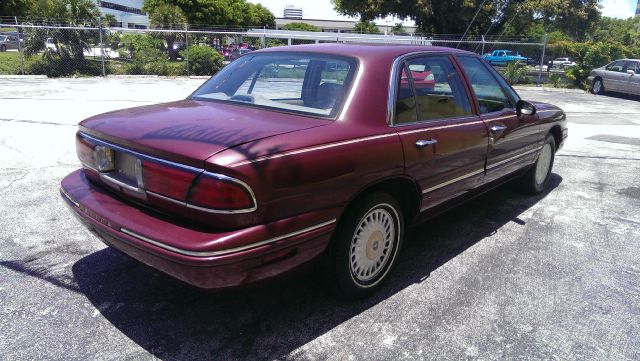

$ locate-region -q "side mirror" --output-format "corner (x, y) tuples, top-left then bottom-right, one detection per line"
(627, 69), (636, 75)
(516, 100), (536, 116)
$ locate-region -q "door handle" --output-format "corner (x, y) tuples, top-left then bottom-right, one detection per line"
(489, 125), (508, 134)
(415, 139), (438, 149)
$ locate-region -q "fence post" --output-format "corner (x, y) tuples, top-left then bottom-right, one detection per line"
(14, 17), (24, 75)
(537, 33), (548, 86)
(481, 35), (485, 55)
(185, 24), (189, 76)
(261, 26), (266, 48)
(98, 18), (106, 77)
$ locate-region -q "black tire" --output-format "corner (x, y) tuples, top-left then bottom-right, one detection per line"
(325, 192), (404, 298)
(518, 135), (556, 194)
(591, 77), (605, 95)
(0, 45), (6, 52)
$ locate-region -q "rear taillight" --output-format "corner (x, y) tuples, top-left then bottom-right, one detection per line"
(142, 161), (198, 200)
(76, 134), (114, 171)
(188, 173), (255, 211)
(76, 134), (94, 167)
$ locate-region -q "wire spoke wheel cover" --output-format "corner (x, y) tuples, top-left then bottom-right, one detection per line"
(349, 205), (398, 285)
(535, 143), (553, 185)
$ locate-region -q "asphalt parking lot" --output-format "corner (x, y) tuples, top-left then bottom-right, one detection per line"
(0, 76), (639, 360)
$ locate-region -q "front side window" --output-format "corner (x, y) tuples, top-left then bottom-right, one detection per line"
(394, 55), (472, 124)
(192, 53), (356, 117)
(606, 61), (626, 72)
(457, 56), (514, 114)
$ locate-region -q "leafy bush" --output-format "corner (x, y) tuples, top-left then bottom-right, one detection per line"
(180, 45), (223, 76)
(549, 73), (562, 88)
(502, 61), (530, 85)
(27, 57), (104, 77)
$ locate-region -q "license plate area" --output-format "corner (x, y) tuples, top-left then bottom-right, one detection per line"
(114, 151), (139, 186)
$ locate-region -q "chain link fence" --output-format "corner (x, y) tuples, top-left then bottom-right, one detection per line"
(1, 20), (550, 83)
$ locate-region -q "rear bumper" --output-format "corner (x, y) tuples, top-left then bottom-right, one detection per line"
(61, 169), (337, 289)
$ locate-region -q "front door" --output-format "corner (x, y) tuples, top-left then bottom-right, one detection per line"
(392, 55), (489, 210)
(455, 56), (541, 183)
(623, 60), (640, 95)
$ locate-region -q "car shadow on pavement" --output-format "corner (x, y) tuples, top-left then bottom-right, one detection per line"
(70, 174), (562, 360)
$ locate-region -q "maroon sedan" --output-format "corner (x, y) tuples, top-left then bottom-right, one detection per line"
(61, 44), (567, 297)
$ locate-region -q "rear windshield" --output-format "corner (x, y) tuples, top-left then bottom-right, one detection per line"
(191, 52), (357, 118)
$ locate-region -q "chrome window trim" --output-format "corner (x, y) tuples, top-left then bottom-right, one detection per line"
(79, 132), (258, 213)
(387, 51), (458, 127)
(120, 218), (337, 257)
(421, 168), (485, 194)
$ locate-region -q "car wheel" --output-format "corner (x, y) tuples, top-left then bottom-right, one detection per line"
(327, 192), (404, 298)
(518, 135), (556, 194)
(0, 45), (6, 52)
(591, 78), (604, 95)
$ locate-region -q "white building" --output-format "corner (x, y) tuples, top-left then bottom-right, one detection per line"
(95, 0), (149, 28)
(283, 5), (303, 19)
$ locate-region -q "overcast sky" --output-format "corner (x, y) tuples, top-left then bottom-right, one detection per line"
(249, 0), (639, 24)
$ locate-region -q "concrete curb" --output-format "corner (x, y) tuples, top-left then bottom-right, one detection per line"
(513, 85), (587, 94)
(0, 75), (47, 79)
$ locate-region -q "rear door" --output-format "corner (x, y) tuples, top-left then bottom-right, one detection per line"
(456, 55), (541, 183)
(623, 61), (640, 95)
(393, 54), (489, 209)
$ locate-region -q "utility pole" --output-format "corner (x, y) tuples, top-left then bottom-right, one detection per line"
(14, 17), (24, 75)
(98, 18), (106, 77)
(538, 33), (548, 86)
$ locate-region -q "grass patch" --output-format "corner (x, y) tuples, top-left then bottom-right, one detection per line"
(0, 52), (37, 75)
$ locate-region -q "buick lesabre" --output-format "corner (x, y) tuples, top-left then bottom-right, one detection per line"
(61, 44), (568, 297)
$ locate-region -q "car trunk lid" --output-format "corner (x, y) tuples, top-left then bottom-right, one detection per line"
(79, 99), (329, 168)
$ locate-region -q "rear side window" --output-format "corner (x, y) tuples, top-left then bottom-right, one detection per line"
(192, 53), (357, 118)
(624, 61), (639, 73)
(394, 55), (472, 124)
(457, 56), (514, 114)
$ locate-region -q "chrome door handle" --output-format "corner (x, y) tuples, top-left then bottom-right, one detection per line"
(415, 139), (437, 149)
(489, 125), (508, 134)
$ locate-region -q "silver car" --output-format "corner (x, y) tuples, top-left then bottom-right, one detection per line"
(589, 59), (640, 96)
(0, 34), (20, 52)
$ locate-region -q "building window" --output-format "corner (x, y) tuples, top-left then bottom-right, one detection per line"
(98, 1), (145, 15)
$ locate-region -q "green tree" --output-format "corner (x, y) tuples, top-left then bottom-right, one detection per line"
(282, 22), (322, 32)
(333, 0), (600, 40)
(353, 20), (380, 34)
(0, 0), (34, 17)
(390, 23), (407, 36)
(142, 1), (187, 60)
(179, 45), (223, 75)
(23, 0), (100, 60)
(145, 0), (275, 28)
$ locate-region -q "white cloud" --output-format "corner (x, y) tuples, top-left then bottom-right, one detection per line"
(600, 0), (636, 19)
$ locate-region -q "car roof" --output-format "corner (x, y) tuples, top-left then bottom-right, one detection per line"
(254, 43), (475, 59)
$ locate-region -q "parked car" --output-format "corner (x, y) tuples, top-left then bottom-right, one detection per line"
(44, 37), (57, 53)
(401, 64), (436, 90)
(482, 50), (528, 65)
(227, 47), (252, 61)
(589, 59), (640, 96)
(169, 41), (186, 59)
(0, 34), (21, 51)
(60, 44), (567, 297)
(551, 57), (576, 69)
